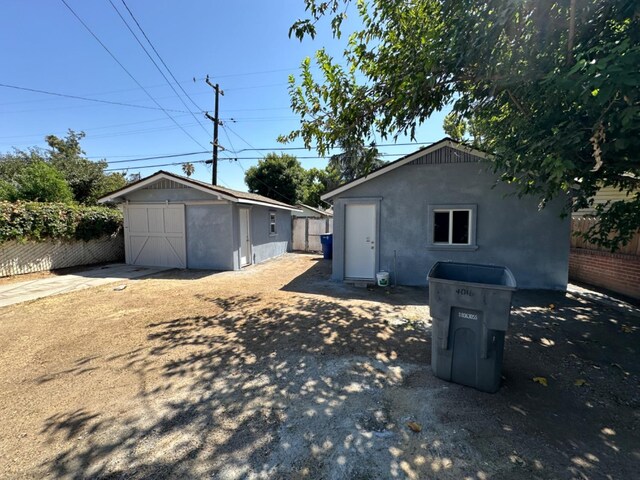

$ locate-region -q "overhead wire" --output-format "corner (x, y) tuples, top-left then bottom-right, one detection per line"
(108, 0), (209, 137)
(59, 0), (208, 150)
(0, 83), (193, 114)
(119, 0), (208, 115)
(222, 124), (297, 205)
(104, 157), (235, 172)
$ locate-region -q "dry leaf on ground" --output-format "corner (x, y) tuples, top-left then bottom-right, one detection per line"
(533, 377), (548, 387)
(407, 422), (422, 433)
(574, 379), (588, 387)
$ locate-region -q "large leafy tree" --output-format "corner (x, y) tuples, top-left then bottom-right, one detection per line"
(46, 130), (126, 204)
(284, 0), (640, 248)
(245, 153), (308, 204)
(13, 160), (74, 203)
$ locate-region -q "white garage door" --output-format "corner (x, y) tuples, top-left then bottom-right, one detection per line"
(124, 204), (186, 268)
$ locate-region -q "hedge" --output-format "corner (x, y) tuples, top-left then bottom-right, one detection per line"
(0, 201), (123, 242)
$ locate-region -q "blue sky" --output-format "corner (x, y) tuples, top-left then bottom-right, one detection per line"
(0, 0), (448, 191)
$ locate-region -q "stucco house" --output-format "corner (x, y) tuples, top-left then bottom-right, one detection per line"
(321, 138), (570, 290)
(99, 170), (298, 270)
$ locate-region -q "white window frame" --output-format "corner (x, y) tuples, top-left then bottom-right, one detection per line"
(427, 204), (478, 250)
(269, 211), (277, 236)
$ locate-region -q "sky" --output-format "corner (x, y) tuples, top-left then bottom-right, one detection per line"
(0, 0), (449, 192)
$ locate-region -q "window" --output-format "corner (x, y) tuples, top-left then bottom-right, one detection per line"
(269, 211), (277, 235)
(428, 205), (477, 248)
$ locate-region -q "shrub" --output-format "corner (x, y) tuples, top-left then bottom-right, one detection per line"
(0, 201), (122, 243)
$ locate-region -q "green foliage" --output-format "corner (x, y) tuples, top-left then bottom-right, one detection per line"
(301, 166), (341, 207)
(285, 0), (640, 249)
(443, 113), (466, 142)
(328, 142), (386, 182)
(245, 153), (308, 204)
(0, 130), (129, 205)
(14, 161), (74, 203)
(0, 201), (122, 243)
(46, 130), (110, 204)
(182, 162), (195, 177)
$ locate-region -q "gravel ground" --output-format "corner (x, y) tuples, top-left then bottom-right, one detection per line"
(0, 253), (638, 479)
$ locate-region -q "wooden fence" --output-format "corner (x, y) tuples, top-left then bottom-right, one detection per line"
(571, 217), (640, 255)
(292, 217), (333, 252)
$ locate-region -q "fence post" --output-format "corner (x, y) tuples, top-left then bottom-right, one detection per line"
(305, 218), (309, 252)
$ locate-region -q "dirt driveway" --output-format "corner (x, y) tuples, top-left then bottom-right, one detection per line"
(0, 253), (638, 479)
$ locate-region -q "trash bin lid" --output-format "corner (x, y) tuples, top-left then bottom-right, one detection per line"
(428, 261), (516, 289)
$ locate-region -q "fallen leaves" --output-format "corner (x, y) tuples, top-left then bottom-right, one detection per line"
(548, 303), (555, 310)
(532, 377), (548, 387)
(574, 379), (588, 387)
(621, 325), (633, 333)
(407, 421), (422, 433)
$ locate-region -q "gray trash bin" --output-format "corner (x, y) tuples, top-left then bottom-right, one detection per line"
(428, 261), (516, 393)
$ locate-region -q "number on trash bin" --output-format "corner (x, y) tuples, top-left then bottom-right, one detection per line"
(455, 288), (473, 296)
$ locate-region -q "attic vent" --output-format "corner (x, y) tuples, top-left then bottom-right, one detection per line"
(410, 146), (482, 165)
(143, 179), (190, 190)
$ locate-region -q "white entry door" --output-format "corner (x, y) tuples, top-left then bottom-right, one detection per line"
(124, 204), (186, 268)
(344, 203), (377, 279)
(239, 208), (251, 266)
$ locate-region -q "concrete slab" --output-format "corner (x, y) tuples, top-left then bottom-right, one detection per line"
(0, 264), (170, 308)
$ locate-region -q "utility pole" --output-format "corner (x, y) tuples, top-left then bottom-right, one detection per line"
(204, 75), (224, 185)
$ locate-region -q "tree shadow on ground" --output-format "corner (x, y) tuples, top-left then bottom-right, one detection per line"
(281, 255), (427, 305)
(37, 275), (640, 479)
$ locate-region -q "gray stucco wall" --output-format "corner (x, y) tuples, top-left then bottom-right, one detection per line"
(236, 205), (291, 266)
(186, 204), (234, 270)
(331, 161), (570, 290)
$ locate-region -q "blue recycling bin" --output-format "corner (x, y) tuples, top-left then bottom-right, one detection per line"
(320, 234), (333, 259)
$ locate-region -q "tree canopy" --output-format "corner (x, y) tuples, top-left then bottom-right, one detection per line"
(0, 130), (127, 205)
(244, 153), (308, 204)
(284, 0), (640, 248)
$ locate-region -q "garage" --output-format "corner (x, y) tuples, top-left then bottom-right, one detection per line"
(100, 170), (298, 271)
(124, 204), (186, 268)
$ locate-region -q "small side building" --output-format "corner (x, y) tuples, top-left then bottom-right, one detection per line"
(321, 138), (570, 290)
(292, 203), (333, 218)
(99, 170), (298, 270)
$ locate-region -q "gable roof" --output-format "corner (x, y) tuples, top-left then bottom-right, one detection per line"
(296, 203), (333, 217)
(320, 138), (490, 201)
(98, 170), (300, 211)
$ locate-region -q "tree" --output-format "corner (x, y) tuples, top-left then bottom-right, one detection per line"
(244, 153), (307, 204)
(443, 112), (466, 142)
(328, 141), (386, 183)
(14, 161), (73, 203)
(182, 162), (195, 177)
(283, 0), (640, 249)
(46, 130), (125, 204)
(301, 166), (341, 207)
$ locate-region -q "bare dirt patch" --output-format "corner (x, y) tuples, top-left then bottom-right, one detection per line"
(0, 253), (638, 479)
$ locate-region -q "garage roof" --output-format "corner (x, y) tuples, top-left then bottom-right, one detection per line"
(98, 170), (300, 211)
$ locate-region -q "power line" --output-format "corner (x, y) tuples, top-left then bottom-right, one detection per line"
(109, 0), (209, 137)
(229, 141), (438, 153)
(60, 0), (208, 150)
(104, 157), (235, 172)
(106, 151), (209, 164)
(119, 0), (207, 115)
(222, 124), (297, 205)
(0, 82), (193, 114)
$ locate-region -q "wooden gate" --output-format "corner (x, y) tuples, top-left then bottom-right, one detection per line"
(292, 217), (333, 252)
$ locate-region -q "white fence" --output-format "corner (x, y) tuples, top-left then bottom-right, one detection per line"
(0, 234), (125, 277)
(292, 217), (333, 252)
